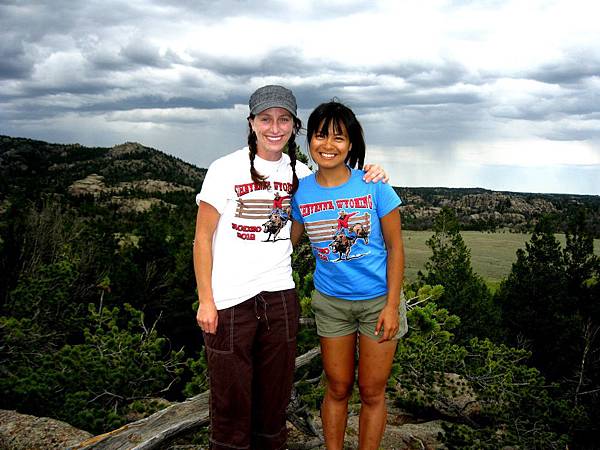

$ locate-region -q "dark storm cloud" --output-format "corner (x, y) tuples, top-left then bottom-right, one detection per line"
(527, 53), (600, 85)
(81, 95), (245, 113)
(151, 0), (280, 18)
(359, 102), (489, 148)
(89, 42), (181, 71)
(0, 35), (35, 79)
(490, 87), (600, 122)
(290, 79), (482, 113)
(543, 128), (600, 141)
(1, 94), (226, 121)
(120, 41), (172, 68)
(0, 1), (156, 83)
(155, 0), (374, 21)
(0, 1), (140, 43)
(0, 1), (75, 42)
(2, 65), (128, 99)
(374, 59), (477, 88)
(349, 90), (482, 108)
(190, 47), (325, 77)
(504, 50), (600, 123)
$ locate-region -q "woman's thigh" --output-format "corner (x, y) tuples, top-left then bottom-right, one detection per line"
(321, 333), (357, 391)
(357, 334), (397, 395)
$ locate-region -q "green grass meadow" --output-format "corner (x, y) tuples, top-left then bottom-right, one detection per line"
(403, 230), (600, 290)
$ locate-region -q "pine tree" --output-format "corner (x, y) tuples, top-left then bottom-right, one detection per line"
(418, 207), (499, 342)
(496, 212), (600, 446)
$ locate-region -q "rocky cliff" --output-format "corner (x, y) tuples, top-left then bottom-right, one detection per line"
(397, 186), (600, 235)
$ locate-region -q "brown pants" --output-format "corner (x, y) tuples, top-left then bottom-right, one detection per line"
(203, 289), (299, 450)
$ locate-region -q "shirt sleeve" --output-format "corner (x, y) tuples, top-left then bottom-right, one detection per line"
(295, 161), (313, 179)
(197, 158), (230, 214)
(376, 182), (402, 218)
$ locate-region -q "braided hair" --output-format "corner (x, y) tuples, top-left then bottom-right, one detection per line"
(247, 115), (302, 194)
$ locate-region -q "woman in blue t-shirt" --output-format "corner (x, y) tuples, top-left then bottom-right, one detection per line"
(291, 101), (407, 450)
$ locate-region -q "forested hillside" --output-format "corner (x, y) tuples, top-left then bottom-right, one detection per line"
(397, 186), (600, 236)
(1, 135), (599, 448)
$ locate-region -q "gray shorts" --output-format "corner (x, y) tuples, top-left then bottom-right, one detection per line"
(311, 290), (408, 341)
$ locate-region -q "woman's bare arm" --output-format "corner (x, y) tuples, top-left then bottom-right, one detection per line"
(193, 201), (221, 334)
(375, 208), (405, 342)
(291, 220), (305, 247)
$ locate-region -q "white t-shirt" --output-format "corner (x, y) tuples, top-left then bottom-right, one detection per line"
(197, 147), (312, 310)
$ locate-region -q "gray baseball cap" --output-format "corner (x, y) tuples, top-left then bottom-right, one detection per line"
(249, 85), (297, 117)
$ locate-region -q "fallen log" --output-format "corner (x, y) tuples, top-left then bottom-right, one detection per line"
(72, 346), (322, 450)
(294, 346), (321, 368)
(70, 392), (209, 450)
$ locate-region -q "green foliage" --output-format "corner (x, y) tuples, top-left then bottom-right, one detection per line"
(418, 207), (500, 342)
(495, 213), (600, 445)
(297, 379), (326, 412)
(7, 258), (84, 341)
(183, 348), (209, 397)
(286, 142), (311, 167)
(295, 325), (320, 356)
(292, 233), (316, 297)
(294, 271), (314, 304)
(292, 233), (316, 324)
(497, 214), (600, 376)
(1, 303), (185, 433)
(391, 298), (464, 413)
(496, 221), (571, 376)
(299, 294), (314, 318)
(0, 201), (101, 316)
(441, 338), (578, 449)
(390, 295), (580, 448)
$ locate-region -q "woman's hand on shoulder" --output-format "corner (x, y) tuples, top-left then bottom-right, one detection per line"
(362, 163), (389, 183)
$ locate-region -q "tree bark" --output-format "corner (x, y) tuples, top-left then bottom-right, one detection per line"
(72, 347), (322, 449)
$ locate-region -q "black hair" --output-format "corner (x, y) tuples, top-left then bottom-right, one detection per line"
(247, 114), (302, 194)
(306, 101), (365, 169)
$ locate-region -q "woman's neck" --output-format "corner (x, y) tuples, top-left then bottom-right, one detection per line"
(256, 149), (283, 162)
(315, 165), (351, 187)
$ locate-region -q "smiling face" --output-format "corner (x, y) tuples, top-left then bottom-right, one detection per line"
(309, 119), (352, 171)
(249, 107), (294, 161)
(306, 101), (365, 170)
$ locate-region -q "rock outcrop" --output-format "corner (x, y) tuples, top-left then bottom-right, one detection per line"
(0, 409), (92, 450)
(68, 173), (106, 196)
(287, 413), (448, 449)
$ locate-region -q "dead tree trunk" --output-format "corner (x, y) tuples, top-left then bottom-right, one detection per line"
(72, 347), (321, 450)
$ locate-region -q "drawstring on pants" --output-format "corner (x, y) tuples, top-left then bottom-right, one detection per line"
(254, 293), (270, 330)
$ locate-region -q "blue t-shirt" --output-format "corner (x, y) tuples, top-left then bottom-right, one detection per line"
(291, 169), (401, 300)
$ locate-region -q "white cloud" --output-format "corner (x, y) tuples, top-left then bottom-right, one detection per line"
(105, 105), (247, 124)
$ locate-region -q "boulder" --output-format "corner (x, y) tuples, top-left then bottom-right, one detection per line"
(380, 419), (448, 450)
(292, 414), (448, 450)
(68, 174), (106, 196)
(0, 409), (92, 450)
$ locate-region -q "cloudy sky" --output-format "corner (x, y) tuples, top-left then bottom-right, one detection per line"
(2, 0), (599, 195)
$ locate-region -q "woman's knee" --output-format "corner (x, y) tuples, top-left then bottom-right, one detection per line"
(358, 382), (386, 406)
(326, 379), (354, 401)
